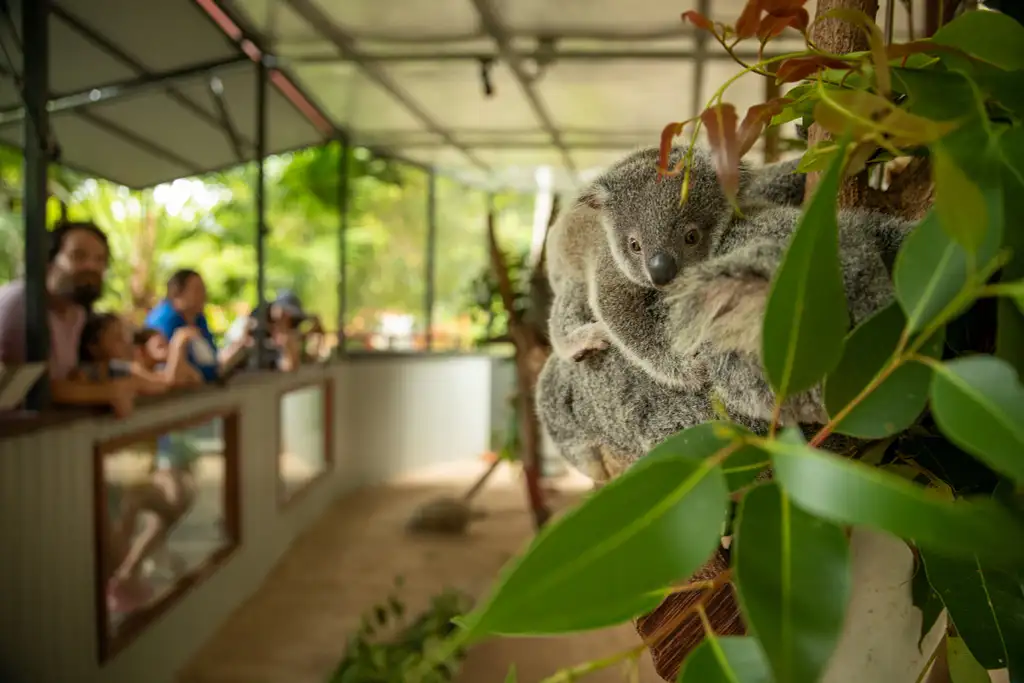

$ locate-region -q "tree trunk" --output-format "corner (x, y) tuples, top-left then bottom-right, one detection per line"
(486, 206), (553, 530)
(804, 0), (880, 207)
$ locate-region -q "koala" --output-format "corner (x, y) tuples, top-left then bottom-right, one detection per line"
(544, 203), (614, 362)
(585, 148), (808, 391)
(544, 146), (723, 362)
(536, 202), (914, 480)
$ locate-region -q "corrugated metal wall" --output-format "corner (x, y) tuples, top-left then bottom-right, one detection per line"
(0, 355), (496, 683)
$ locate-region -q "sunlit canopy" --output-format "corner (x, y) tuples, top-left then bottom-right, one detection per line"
(0, 0), (923, 192)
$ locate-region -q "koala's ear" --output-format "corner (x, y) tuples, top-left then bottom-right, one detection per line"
(575, 183), (609, 210)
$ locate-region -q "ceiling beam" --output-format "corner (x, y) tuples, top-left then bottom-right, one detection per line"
(285, 46), (797, 64)
(280, 0), (490, 172)
(468, 0), (577, 181)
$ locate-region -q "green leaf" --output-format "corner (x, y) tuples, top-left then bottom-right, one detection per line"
(765, 429), (1024, 565)
(947, 636), (991, 683)
(932, 9), (1024, 71)
(893, 207), (1000, 336)
(733, 482), (851, 683)
(997, 127), (1024, 376)
(648, 421), (767, 493)
(797, 141), (840, 173)
(675, 636), (772, 683)
(459, 434), (729, 638)
(761, 137), (850, 397)
(890, 68), (977, 120)
(932, 142), (988, 253)
(503, 664), (517, 683)
(823, 302), (944, 438)
(921, 551), (1024, 673)
(930, 356), (1024, 484)
(911, 558), (945, 650)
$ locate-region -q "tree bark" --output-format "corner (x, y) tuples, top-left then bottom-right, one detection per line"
(486, 206), (552, 530)
(804, 0), (880, 207)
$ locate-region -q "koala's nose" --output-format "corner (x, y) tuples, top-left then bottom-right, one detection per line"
(646, 252), (679, 286)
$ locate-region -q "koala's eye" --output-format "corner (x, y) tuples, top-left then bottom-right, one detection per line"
(628, 237), (642, 254)
(684, 229), (701, 246)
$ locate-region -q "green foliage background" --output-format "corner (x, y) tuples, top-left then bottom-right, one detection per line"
(0, 142), (537, 342)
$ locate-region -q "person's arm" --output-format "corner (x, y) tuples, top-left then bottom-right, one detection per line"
(51, 376), (136, 418)
(274, 329), (302, 372)
(165, 328), (202, 385)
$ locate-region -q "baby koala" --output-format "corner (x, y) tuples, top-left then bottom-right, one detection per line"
(545, 144), (732, 363)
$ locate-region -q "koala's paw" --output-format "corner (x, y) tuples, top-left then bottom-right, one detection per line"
(563, 323), (611, 362)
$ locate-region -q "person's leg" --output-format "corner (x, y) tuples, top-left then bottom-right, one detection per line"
(112, 481), (178, 581)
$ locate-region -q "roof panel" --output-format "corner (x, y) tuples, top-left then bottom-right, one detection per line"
(50, 114), (194, 188)
(290, 63), (430, 134)
(377, 61), (539, 132)
(48, 14), (138, 95)
(280, 0), (481, 39)
(173, 66), (324, 155)
(85, 91), (239, 171)
(536, 60), (696, 132)
(54, 0), (238, 74)
(495, 0), (690, 35)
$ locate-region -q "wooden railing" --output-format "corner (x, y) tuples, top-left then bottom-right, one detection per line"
(0, 354), (498, 683)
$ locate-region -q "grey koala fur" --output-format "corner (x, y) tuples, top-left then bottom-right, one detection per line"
(538, 201), (914, 481)
(585, 147), (807, 393)
(545, 145), (806, 365)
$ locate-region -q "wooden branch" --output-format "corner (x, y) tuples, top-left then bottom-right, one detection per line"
(487, 209), (521, 327)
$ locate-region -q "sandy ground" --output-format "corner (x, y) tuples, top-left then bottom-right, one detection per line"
(180, 460), (662, 683)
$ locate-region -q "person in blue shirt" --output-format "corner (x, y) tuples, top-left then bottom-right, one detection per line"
(144, 269), (220, 382)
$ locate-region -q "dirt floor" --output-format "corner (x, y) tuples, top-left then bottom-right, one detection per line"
(180, 460), (662, 683)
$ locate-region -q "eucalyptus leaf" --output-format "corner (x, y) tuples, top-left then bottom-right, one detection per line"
(675, 636), (772, 683)
(648, 421), (766, 493)
(947, 636), (991, 683)
(734, 482), (851, 683)
(894, 211), (969, 335)
(911, 559), (944, 650)
(921, 551), (1024, 674)
(997, 127), (1024, 376)
(890, 68), (976, 120)
(823, 302), (944, 438)
(932, 142), (988, 253)
(765, 429), (1024, 565)
(761, 136), (849, 397)
(459, 435), (729, 638)
(930, 355), (1024, 484)
(893, 198), (1001, 336)
(932, 9), (1024, 71)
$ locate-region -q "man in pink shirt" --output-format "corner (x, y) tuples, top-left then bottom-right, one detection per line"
(0, 220), (134, 416)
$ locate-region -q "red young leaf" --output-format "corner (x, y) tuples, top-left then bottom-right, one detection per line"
(775, 55), (852, 83)
(700, 104), (741, 201)
(681, 10), (715, 32)
(737, 97), (793, 157)
(658, 122), (685, 178)
(762, 0), (810, 10)
(758, 7), (809, 39)
(735, 0), (766, 39)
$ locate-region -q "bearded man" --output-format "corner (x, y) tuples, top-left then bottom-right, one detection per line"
(0, 220), (134, 416)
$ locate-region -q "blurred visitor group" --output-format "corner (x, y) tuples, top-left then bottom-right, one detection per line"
(0, 220), (327, 418)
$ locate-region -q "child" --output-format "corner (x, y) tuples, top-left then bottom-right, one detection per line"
(131, 327), (203, 388)
(79, 315), (202, 614)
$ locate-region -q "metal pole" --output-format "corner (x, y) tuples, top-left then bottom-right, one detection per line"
(336, 136), (349, 355)
(252, 56), (269, 370)
(424, 169), (437, 351)
(23, 0), (51, 409)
